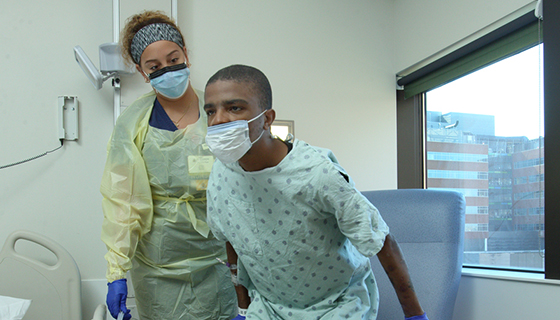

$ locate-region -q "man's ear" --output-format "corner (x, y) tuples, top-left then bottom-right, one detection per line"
(136, 65), (149, 83)
(263, 109), (276, 131)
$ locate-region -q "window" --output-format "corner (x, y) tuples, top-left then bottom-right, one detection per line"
(395, 8), (560, 279)
(425, 44), (544, 271)
(270, 120), (295, 141)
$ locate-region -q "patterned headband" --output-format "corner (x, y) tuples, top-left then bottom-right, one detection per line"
(130, 23), (184, 64)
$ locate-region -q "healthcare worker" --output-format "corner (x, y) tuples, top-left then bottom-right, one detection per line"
(203, 64), (429, 320)
(100, 11), (239, 320)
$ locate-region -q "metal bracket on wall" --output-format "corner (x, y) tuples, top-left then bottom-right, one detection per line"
(58, 96), (79, 141)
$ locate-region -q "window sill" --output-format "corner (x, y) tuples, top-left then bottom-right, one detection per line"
(461, 267), (560, 285)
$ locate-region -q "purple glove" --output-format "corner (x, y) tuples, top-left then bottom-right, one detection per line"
(231, 315), (246, 320)
(406, 312), (429, 320)
(107, 279), (132, 320)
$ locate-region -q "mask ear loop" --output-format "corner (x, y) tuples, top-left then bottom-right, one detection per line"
(142, 70), (160, 95)
(247, 109), (268, 144)
(247, 109), (268, 124)
(250, 128), (266, 145)
(141, 70), (151, 83)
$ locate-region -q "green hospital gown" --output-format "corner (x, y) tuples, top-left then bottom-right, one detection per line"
(207, 138), (390, 319)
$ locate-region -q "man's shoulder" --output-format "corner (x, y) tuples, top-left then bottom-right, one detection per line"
(291, 139), (353, 184)
(292, 139), (339, 165)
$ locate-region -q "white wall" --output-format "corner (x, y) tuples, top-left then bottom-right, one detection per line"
(0, 1), (169, 318)
(454, 273), (560, 320)
(393, 0), (533, 73)
(0, 1), (113, 318)
(178, 0), (398, 192)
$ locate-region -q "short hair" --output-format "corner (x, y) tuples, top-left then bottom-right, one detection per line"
(206, 65), (272, 110)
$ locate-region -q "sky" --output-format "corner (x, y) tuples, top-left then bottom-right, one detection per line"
(426, 44), (544, 140)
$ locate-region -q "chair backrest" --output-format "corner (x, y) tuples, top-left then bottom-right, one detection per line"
(361, 189), (465, 320)
(0, 230), (82, 320)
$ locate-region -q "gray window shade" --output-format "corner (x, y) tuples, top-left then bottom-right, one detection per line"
(400, 13), (542, 99)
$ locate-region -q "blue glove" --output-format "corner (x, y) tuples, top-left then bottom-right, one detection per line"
(107, 279), (132, 320)
(406, 312), (429, 320)
(231, 307), (247, 320)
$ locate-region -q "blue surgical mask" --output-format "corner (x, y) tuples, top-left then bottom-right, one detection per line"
(147, 63), (190, 99)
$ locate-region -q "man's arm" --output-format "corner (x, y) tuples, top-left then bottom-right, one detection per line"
(376, 233), (425, 318)
(226, 242), (251, 310)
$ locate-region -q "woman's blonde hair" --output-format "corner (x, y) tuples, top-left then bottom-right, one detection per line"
(121, 10), (185, 65)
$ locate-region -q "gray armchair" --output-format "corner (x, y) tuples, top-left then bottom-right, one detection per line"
(362, 189), (465, 320)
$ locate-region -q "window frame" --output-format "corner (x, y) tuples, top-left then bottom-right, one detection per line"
(396, 3), (560, 280)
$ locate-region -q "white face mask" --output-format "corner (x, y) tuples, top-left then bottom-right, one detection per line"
(206, 110), (267, 163)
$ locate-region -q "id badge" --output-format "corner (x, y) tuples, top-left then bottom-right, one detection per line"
(194, 179), (209, 191)
(188, 155), (214, 175)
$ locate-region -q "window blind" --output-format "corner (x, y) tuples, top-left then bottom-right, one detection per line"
(399, 12), (542, 99)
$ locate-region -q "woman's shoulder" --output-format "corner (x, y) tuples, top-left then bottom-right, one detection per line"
(194, 87), (204, 100)
(111, 91), (156, 141)
(193, 87), (206, 121)
(116, 91), (155, 124)
(128, 91), (157, 112)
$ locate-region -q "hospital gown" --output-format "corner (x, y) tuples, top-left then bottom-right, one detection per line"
(207, 138), (390, 319)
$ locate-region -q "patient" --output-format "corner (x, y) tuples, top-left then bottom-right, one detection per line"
(203, 64), (429, 319)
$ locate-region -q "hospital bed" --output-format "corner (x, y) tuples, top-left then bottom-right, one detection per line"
(0, 230), (114, 320)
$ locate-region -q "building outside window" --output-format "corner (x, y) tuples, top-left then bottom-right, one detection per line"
(425, 44), (544, 270)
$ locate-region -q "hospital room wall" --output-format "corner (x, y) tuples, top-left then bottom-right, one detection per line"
(0, 0), (115, 318)
(175, 0), (399, 192)
(0, 0), (171, 318)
